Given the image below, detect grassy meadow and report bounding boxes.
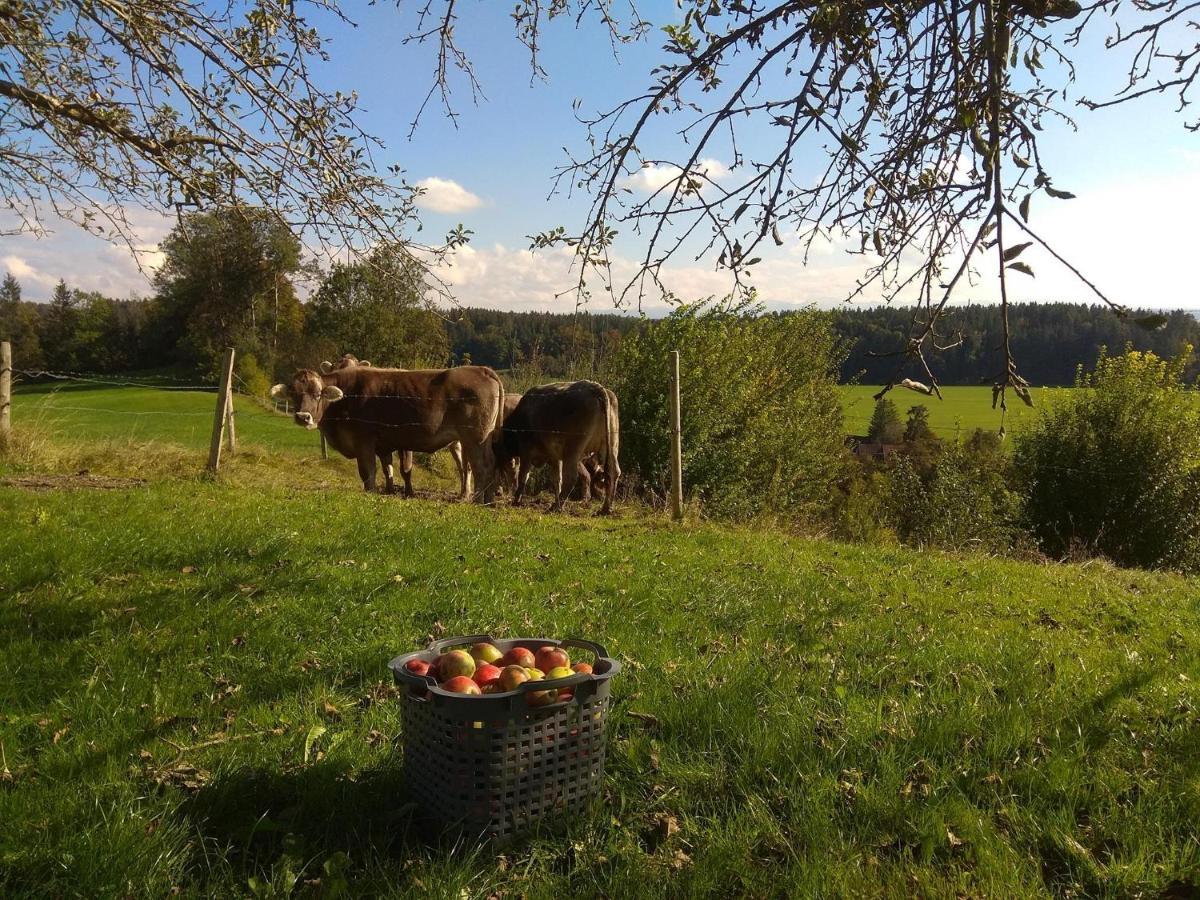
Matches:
[838,385,1050,437]
[2,378,1199,897]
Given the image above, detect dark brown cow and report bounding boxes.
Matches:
[316,354,469,499]
[494,380,620,513]
[271,365,505,502]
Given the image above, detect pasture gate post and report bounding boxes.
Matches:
[224,378,237,454]
[320,433,328,460]
[207,347,236,472]
[669,349,684,522]
[0,341,11,448]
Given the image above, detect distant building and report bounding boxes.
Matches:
[845,435,903,463]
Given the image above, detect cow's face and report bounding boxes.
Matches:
[270,370,344,429]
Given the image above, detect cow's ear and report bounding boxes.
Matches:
[319,360,333,373]
[321,385,344,402]
[269,384,288,399]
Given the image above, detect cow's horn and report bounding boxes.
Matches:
[320,360,333,373]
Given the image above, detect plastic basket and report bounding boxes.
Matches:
[388,634,621,842]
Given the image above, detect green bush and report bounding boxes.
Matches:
[236,353,271,399]
[883,442,1025,553]
[604,299,846,522]
[1014,347,1200,571]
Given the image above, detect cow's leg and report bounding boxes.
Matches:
[512,457,532,507]
[448,442,470,500]
[379,451,396,494]
[399,450,415,498]
[462,441,497,504]
[576,461,593,507]
[356,443,378,492]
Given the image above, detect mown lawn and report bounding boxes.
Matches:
[2,473,1199,897]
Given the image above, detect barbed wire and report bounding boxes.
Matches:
[14,369,220,391]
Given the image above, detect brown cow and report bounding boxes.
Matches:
[271,365,505,502]
[494,380,620,513]
[317,354,469,499]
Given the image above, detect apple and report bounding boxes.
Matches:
[481,683,501,694]
[535,645,570,672]
[572,661,594,675]
[557,689,575,701]
[526,686,554,707]
[471,642,503,665]
[427,658,441,682]
[545,666,574,681]
[473,663,502,688]
[500,646,535,668]
[404,658,431,678]
[526,667,545,680]
[439,649,476,680]
[498,665,531,692]
[440,675,481,695]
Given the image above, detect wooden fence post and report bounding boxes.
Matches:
[224,379,237,453]
[320,433,328,460]
[0,341,11,448]
[207,347,236,472]
[669,349,684,522]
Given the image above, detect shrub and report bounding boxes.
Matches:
[236,353,271,399]
[604,298,846,522]
[1014,347,1200,571]
[883,442,1024,553]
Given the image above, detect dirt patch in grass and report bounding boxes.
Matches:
[1,471,148,491]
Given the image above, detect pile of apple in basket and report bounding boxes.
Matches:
[401,640,594,704]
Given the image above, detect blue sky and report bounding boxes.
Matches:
[1,1,1196,312]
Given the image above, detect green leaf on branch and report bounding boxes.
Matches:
[1003,242,1032,261]
[1019,194,1032,222]
[1007,262,1035,277]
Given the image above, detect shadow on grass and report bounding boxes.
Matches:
[179,759,439,881]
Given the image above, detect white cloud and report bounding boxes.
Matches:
[413,177,484,214]
[623,158,730,194]
[1,255,58,291]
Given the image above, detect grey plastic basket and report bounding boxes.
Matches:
[388,634,621,842]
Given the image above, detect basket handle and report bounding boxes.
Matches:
[515,670,591,693]
[559,637,610,659]
[423,633,496,654]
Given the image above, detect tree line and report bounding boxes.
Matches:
[835,303,1200,386]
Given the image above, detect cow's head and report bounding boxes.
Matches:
[270,370,344,429]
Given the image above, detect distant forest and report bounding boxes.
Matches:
[833,303,1200,386]
[4,259,1197,388]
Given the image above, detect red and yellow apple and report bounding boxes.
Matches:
[500,646,535,668]
[440,675,482,695]
[438,649,476,680]
[498,665,531,692]
[473,663,502,689]
[404,658,431,677]
[535,645,570,672]
[545,666,574,681]
[470,642,503,665]
[572,661,593,675]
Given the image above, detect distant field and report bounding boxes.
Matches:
[11,381,1054,455]
[11,380,321,455]
[839,384,1054,436]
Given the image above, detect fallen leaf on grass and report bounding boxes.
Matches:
[365,730,386,748]
[181,566,196,574]
[947,827,964,849]
[627,711,660,730]
[52,726,70,745]
[322,701,341,720]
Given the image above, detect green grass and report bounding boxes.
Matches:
[839,385,1052,437]
[2,379,1199,896]
[11,381,321,455]
[2,473,1199,897]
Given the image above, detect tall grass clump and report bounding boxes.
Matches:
[605,298,845,521]
[1014,346,1200,571]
